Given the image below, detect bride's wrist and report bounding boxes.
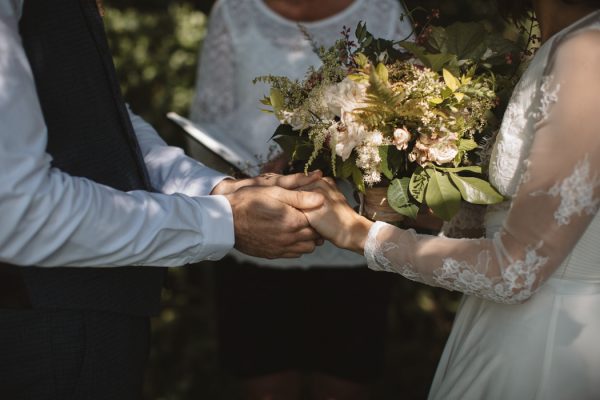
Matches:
[345,216,373,255]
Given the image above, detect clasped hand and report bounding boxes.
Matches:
[212,172,373,258]
[211,171,327,259]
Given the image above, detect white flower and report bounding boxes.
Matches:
[429,142,459,164]
[368,131,384,146]
[481,48,496,61]
[324,77,368,118]
[364,170,382,185]
[392,127,412,150]
[331,123,359,161]
[410,132,459,165]
[279,110,310,131]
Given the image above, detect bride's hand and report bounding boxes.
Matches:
[300,178,373,255]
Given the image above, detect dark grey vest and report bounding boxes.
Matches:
[13,0,165,316]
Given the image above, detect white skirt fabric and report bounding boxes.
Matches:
[428,278,600,399]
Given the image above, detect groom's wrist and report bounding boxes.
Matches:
[210,178,238,196]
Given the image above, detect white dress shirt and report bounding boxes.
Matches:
[0,1,235,267]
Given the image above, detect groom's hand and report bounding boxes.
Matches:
[211,171,323,195]
[225,186,324,259]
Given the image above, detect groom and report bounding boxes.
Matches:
[0,0,323,398]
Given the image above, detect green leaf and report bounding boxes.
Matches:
[424,54,458,72]
[409,166,429,203]
[378,146,393,180]
[356,21,367,41]
[292,143,314,161]
[388,178,419,220]
[443,22,488,61]
[458,138,478,152]
[340,157,355,179]
[269,88,284,113]
[443,68,460,91]
[270,124,296,140]
[454,92,465,102]
[352,167,366,193]
[449,174,504,205]
[425,169,461,221]
[354,53,369,68]
[273,135,298,155]
[435,165,482,174]
[375,63,389,84]
[427,26,448,53]
[397,41,456,72]
[259,96,272,106]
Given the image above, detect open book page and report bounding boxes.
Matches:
[167,112,260,176]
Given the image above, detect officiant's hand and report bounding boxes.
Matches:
[300,178,373,255]
[225,185,325,258]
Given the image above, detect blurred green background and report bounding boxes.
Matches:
[102,1,510,398]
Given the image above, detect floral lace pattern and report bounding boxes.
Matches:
[546,156,600,226]
[533,76,561,122]
[368,226,549,304]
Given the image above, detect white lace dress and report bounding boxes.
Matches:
[190,0,413,268]
[364,11,600,399]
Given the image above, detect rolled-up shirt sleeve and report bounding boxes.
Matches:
[0,13,234,268]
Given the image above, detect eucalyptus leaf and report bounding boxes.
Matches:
[425,169,461,221]
[449,174,504,205]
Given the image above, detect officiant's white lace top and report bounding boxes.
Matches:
[365,11,600,303]
[190,0,412,267]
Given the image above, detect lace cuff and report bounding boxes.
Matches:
[365,221,387,272]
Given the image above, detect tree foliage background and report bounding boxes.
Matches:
[103,1,514,398]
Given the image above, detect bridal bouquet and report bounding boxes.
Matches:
[256,15,525,221]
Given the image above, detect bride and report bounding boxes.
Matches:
[301,0,600,398]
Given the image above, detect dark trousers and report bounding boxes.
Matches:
[0,309,150,400]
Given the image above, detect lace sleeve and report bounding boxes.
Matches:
[365,30,600,304]
[440,203,486,239]
[189,2,235,124]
